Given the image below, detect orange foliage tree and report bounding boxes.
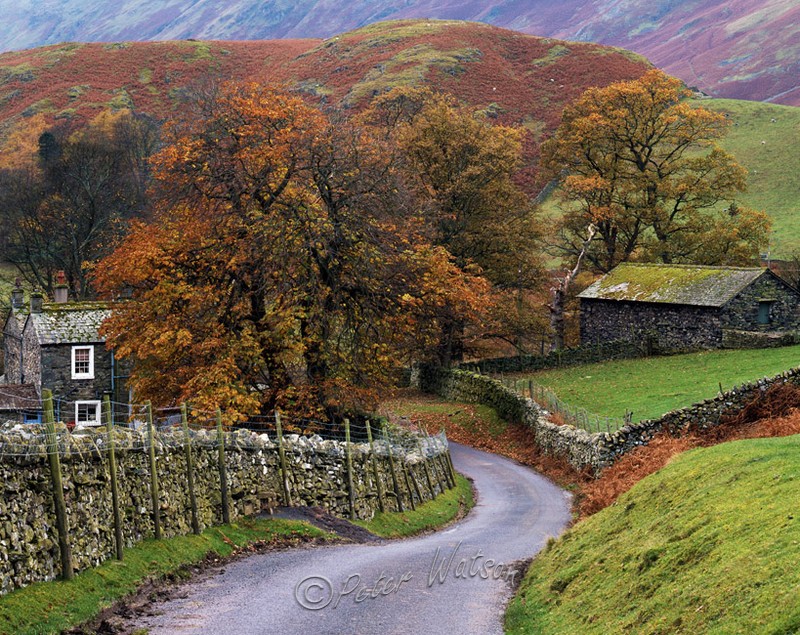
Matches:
[94,83,489,420]
[362,87,546,359]
[543,70,770,272]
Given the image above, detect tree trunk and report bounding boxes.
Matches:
[549,224,597,351]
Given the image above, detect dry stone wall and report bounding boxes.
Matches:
[416,364,800,476]
[0,426,451,594]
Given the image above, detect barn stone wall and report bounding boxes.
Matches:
[722,273,800,331]
[579,299,722,351]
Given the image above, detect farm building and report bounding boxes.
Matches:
[578,263,800,351]
[1,282,126,426]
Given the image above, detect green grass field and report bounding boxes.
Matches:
[521,345,800,422]
[705,98,800,257]
[505,434,800,634]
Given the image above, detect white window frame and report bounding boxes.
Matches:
[71,345,95,380]
[75,400,102,427]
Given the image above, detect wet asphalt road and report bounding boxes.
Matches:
[131,443,571,635]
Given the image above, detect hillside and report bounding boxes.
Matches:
[0,20,652,191]
[505,434,800,634]
[0,0,796,105]
[704,98,800,256]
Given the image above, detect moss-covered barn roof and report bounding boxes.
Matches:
[577,263,770,307]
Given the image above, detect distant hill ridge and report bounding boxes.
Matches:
[0,0,797,105]
[0,20,652,192]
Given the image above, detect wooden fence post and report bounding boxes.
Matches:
[417,436,436,499]
[43,389,73,580]
[344,419,356,520]
[103,395,123,560]
[145,401,161,540]
[428,433,449,493]
[181,403,200,535]
[445,445,458,486]
[439,427,457,488]
[275,411,292,506]
[382,422,405,512]
[401,461,417,511]
[405,459,423,508]
[216,408,230,525]
[365,421,385,513]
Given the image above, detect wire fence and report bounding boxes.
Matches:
[0,394,450,458]
[481,373,630,434]
[0,388,457,589]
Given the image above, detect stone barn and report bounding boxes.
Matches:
[578,263,800,351]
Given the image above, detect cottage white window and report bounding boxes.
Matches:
[75,400,101,426]
[71,345,94,379]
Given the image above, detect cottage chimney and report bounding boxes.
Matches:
[30,289,43,313]
[10,279,23,310]
[54,270,68,303]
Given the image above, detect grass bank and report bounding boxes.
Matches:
[0,518,329,635]
[354,472,474,538]
[521,344,800,422]
[505,434,800,634]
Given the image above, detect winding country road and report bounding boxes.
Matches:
[130,443,571,635]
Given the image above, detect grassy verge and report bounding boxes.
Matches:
[505,434,800,634]
[521,344,800,422]
[354,472,474,538]
[0,518,329,635]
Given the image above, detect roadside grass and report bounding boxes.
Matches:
[383,396,508,439]
[505,434,800,634]
[0,518,329,635]
[354,473,474,538]
[520,344,800,422]
[382,391,586,491]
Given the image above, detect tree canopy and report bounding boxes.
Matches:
[0,110,159,296]
[94,83,490,419]
[363,87,547,359]
[543,70,770,272]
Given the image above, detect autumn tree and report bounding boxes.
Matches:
[0,110,160,296]
[94,83,488,419]
[543,69,770,272]
[363,88,546,359]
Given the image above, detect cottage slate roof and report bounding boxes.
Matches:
[577,263,769,307]
[26,302,112,345]
[0,384,39,411]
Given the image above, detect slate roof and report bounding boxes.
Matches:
[577,263,769,308]
[26,302,112,345]
[0,384,40,411]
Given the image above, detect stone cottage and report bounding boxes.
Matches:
[578,263,800,351]
[1,283,121,426]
